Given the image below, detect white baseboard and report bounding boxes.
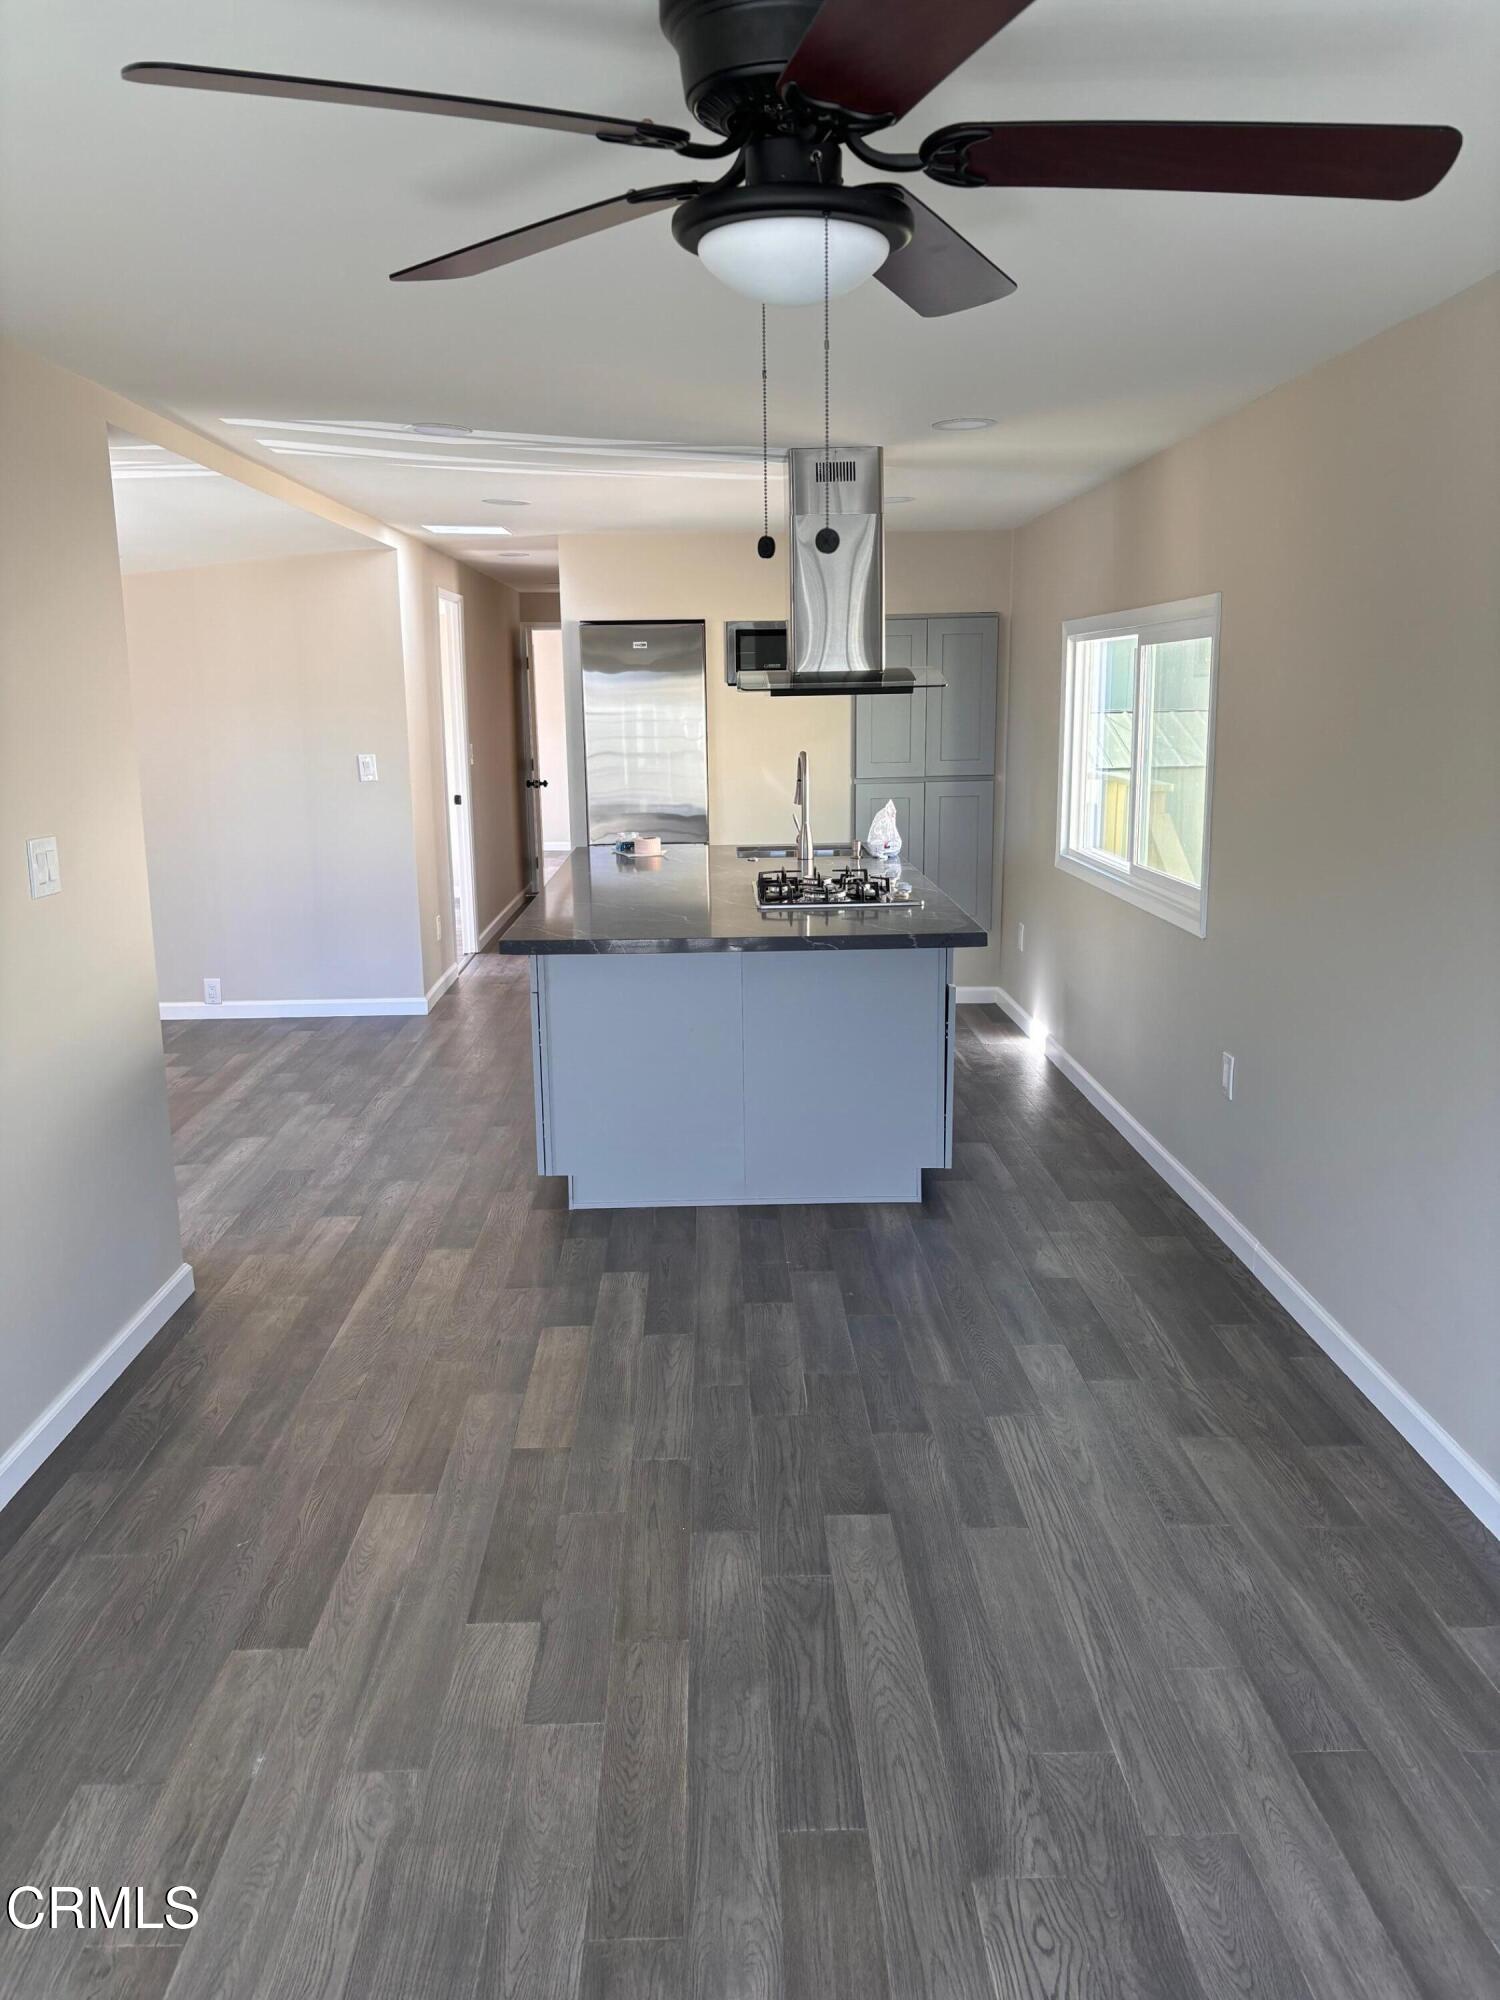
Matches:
[158,897,531,1025]
[477,889,528,951]
[425,960,464,1010]
[990,987,1500,1538]
[955,985,1003,1006]
[0,1261,195,1513]
[161,996,427,1020]
[991,984,1039,1038]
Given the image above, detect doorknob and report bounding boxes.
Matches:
[526,778,549,789]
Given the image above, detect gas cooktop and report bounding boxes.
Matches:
[755,866,922,912]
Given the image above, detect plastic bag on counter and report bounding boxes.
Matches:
[865,799,903,860]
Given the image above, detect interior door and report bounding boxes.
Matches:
[437,589,478,957]
[521,630,547,896]
[522,625,573,891]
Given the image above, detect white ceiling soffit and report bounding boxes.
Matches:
[6,1,1498,542]
[107,431,383,573]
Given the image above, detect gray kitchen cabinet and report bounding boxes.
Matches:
[852,612,1001,930]
[853,619,927,779]
[854,778,924,873]
[923,780,995,927]
[925,616,999,777]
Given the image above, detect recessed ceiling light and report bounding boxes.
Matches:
[930,416,996,431]
[422,524,513,536]
[482,498,530,506]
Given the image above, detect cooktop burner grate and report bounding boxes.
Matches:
[755,866,921,912]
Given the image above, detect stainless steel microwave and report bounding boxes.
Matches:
[724,619,788,686]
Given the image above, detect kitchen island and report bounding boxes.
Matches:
[496,844,985,1207]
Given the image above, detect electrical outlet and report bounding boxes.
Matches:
[1221,1051,1235,1101]
[434,913,443,943]
[356,752,379,783]
[1017,921,1025,952]
[203,977,222,1006]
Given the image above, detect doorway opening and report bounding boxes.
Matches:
[437,588,479,960]
[523,624,572,891]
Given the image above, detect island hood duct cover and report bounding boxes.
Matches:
[762,444,926,696]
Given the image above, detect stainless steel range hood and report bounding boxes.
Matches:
[738,444,934,696]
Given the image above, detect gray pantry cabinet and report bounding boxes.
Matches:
[853,615,1000,924]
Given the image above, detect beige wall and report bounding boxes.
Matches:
[124,551,425,1004]
[997,275,1500,1489]
[558,526,1011,824]
[0,340,186,1493]
[0,336,534,1496]
[13,355,521,1006]
[519,591,562,624]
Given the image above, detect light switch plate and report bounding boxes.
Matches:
[357,752,379,782]
[27,836,61,899]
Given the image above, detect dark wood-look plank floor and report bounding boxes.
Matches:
[1,972,1496,2000]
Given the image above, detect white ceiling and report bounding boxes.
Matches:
[108,432,381,572]
[5,0,1497,565]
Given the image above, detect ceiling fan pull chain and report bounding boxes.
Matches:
[757,305,775,558]
[816,212,840,555]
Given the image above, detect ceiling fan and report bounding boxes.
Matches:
[124,0,1463,317]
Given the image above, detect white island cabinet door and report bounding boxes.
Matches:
[535,953,746,1205]
[742,950,948,1203]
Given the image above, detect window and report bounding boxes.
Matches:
[1057,594,1219,935]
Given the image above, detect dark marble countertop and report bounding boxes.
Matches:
[495,845,987,955]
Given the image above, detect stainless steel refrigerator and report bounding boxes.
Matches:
[580,620,709,844]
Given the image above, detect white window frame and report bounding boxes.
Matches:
[1056,592,1220,937]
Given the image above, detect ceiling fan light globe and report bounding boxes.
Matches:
[696,215,889,306]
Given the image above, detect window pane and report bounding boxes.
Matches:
[1138,634,1212,885]
[1073,634,1135,862]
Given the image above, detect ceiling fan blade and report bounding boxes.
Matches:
[122,62,692,149]
[778,0,1036,123]
[878,193,1016,316]
[930,121,1463,200]
[390,185,701,282]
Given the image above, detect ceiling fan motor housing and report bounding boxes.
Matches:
[659,0,823,132]
[673,128,914,259]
